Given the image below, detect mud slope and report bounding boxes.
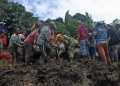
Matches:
[0,60,120,86]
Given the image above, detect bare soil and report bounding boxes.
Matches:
[0,60,120,86]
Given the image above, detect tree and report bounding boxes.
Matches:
[84,12,93,29]
[54,17,63,23]
[73,13,86,22]
[55,22,70,36]
[111,19,120,29]
[0,0,38,35]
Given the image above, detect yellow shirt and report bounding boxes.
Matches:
[55,34,62,44]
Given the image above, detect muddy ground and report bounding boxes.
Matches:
[0,60,120,86]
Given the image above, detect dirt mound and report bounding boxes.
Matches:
[0,60,120,86]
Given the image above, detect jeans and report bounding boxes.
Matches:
[109,44,119,61]
[89,47,96,59]
[80,40,89,57]
[13,48,21,62]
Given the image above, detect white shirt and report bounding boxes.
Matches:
[9,33,20,47]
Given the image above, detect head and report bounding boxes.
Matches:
[57,33,62,41]
[58,32,62,35]
[37,21,43,28]
[0,22,5,38]
[106,24,112,30]
[15,27,20,35]
[115,24,120,30]
[76,21,82,25]
[31,21,43,31]
[89,33,92,36]
[49,21,56,31]
[95,22,105,28]
[0,32,4,38]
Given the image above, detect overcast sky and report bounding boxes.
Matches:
[10,0,120,24]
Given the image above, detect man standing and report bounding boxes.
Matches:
[0,22,12,61]
[77,22,90,59]
[95,22,111,64]
[24,21,43,44]
[36,21,56,62]
[9,27,21,63]
[88,32,96,60]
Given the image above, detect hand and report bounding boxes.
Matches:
[52,45,58,48]
[108,37,111,43]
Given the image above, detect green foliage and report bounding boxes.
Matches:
[73,12,93,29]
[64,10,77,37]
[0,0,38,34]
[0,1,94,37]
[65,10,70,30]
[55,22,70,36]
[3,0,119,38]
[54,17,63,23]
[64,11,94,37]
[73,13,86,22]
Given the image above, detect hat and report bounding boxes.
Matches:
[0,22,6,25]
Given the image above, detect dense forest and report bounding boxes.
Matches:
[0,0,120,37]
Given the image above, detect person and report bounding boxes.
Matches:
[24,22,43,44]
[94,22,111,64]
[2,33,7,50]
[55,32,62,44]
[19,30,25,43]
[77,22,90,59]
[107,24,119,62]
[8,27,22,63]
[36,21,56,62]
[0,22,12,60]
[17,30,25,60]
[24,22,43,64]
[88,32,96,60]
[115,24,120,41]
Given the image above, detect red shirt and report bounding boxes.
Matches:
[77,25,89,40]
[24,31,39,44]
[2,35,7,45]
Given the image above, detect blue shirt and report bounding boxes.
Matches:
[95,26,108,44]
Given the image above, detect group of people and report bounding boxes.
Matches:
[0,21,120,65]
[77,21,120,64]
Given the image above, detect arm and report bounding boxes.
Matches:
[108,37,111,43]
[76,28,81,42]
[11,36,22,47]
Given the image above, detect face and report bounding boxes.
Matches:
[15,29,20,35]
[0,33,4,38]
